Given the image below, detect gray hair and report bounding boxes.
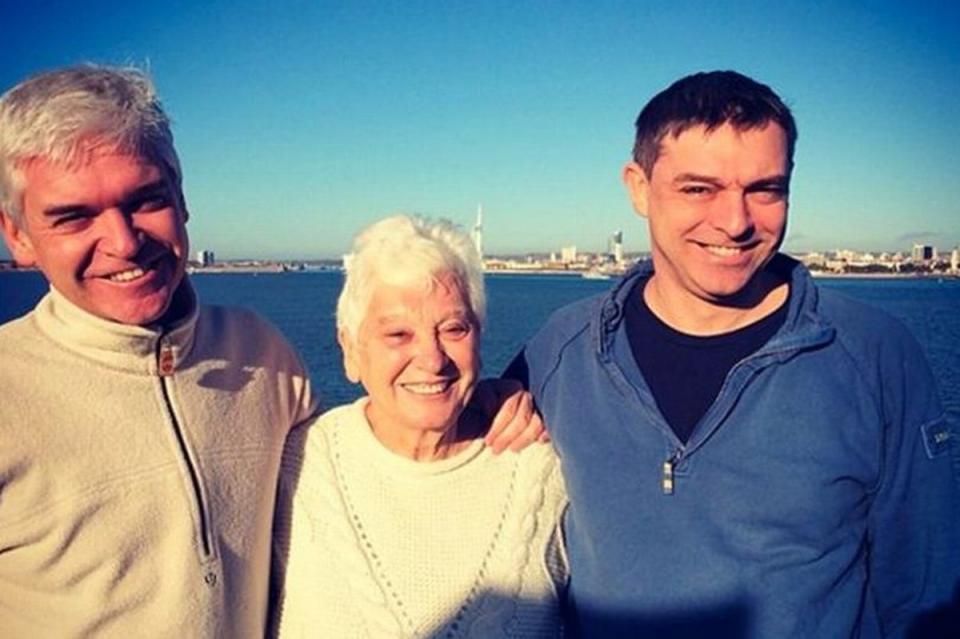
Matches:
[336,215,486,340]
[0,64,183,224]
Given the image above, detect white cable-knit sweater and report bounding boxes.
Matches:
[273,398,568,638]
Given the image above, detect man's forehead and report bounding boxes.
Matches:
[654,122,789,173]
[21,148,165,189]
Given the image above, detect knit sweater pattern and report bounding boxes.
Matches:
[0,286,316,637]
[273,398,567,638]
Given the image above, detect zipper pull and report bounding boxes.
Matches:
[662,451,680,495]
[158,343,176,377]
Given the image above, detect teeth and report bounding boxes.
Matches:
[403,382,450,395]
[704,245,743,257]
[108,267,146,282]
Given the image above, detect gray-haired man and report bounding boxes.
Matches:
[0,65,317,636]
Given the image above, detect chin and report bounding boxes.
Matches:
[102,296,174,325]
[697,268,764,299]
[419,414,460,432]
[410,409,462,433]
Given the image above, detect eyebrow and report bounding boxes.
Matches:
[671,173,789,189]
[373,309,472,324]
[42,179,170,218]
[671,173,725,187]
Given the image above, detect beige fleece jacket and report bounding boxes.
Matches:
[0,284,316,638]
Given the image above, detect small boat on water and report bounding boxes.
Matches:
[582,270,611,280]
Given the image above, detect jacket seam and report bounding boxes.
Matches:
[828,324,891,497]
[535,321,592,401]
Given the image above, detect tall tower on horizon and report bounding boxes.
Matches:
[610,230,624,265]
[473,204,484,260]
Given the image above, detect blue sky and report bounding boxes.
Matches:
[2,1,958,259]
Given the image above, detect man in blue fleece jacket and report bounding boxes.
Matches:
[510,70,959,637]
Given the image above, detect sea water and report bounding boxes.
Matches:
[2,270,958,412]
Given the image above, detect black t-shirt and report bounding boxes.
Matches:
[624,278,789,444]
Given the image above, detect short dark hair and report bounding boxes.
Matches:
[632,70,797,176]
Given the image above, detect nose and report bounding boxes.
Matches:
[415,333,449,373]
[97,209,142,258]
[711,191,754,240]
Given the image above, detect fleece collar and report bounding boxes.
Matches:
[32,280,199,375]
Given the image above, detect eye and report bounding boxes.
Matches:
[127,193,173,214]
[50,210,94,230]
[679,184,715,197]
[440,322,471,339]
[746,185,788,205]
[382,329,411,345]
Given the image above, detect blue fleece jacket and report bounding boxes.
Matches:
[518,256,959,638]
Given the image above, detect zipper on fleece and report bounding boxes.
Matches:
[662,449,682,495]
[157,340,213,557]
[657,342,810,496]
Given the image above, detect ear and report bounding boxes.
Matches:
[337,328,362,384]
[0,211,38,267]
[622,161,651,220]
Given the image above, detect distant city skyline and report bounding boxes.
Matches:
[2,1,958,261]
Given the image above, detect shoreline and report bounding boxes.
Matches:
[2,267,957,280]
[808,271,959,279]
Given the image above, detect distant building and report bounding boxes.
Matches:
[800,252,826,268]
[912,244,935,262]
[835,249,858,262]
[951,247,959,274]
[197,249,215,267]
[560,245,578,264]
[609,230,624,265]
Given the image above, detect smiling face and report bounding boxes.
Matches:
[0,148,189,326]
[339,273,481,443]
[624,122,790,312]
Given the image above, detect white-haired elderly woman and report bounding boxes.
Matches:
[272,215,567,637]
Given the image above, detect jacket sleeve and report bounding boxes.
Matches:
[866,329,960,637]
